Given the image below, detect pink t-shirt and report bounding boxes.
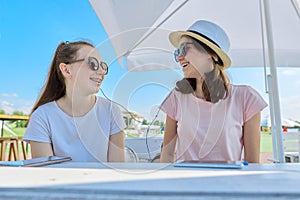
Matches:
[161,84,268,161]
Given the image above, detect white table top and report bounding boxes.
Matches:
[1,162,300,199]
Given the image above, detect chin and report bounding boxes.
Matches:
[94,87,100,93]
[184,74,196,78]
[88,86,100,94]
[184,72,203,79]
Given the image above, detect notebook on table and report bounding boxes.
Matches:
[173,160,248,169]
[0,156,72,167]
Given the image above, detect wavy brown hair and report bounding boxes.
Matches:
[30,41,94,115]
[175,36,230,103]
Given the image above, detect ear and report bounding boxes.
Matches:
[209,54,219,63]
[59,63,72,79]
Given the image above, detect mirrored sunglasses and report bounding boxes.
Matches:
[174,42,194,62]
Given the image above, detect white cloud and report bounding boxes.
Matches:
[1,100,13,106]
[1,100,14,114]
[1,93,18,98]
[282,70,298,76]
[280,95,300,121]
[0,98,33,115]
[18,105,32,114]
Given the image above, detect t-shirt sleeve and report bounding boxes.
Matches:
[110,104,126,135]
[160,90,178,121]
[243,86,268,122]
[23,108,51,143]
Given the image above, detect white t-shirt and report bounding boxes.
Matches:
[161,84,268,161]
[24,96,126,162]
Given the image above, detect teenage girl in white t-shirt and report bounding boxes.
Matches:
[24,41,125,162]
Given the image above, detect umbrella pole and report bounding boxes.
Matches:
[262,0,285,163]
[267,75,278,162]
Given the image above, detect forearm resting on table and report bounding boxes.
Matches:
[108,131,125,162]
[243,112,261,163]
[160,116,178,163]
[160,146,175,163]
[29,141,54,158]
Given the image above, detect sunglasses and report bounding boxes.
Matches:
[174,42,194,62]
[66,56,108,75]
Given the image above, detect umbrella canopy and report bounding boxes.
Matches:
[261,117,300,128]
[89,0,300,163]
[89,0,300,71]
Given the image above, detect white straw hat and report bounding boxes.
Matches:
[169,20,231,69]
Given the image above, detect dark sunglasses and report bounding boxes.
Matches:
[66,56,108,75]
[174,42,194,62]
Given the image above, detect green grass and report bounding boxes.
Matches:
[2,128,274,153]
[126,133,139,138]
[2,127,26,137]
[260,133,273,152]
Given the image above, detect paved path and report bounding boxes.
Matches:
[260,152,274,163]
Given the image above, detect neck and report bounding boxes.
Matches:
[194,77,205,99]
[57,93,96,117]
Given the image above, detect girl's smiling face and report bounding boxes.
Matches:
[177,37,214,79]
[70,45,105,95]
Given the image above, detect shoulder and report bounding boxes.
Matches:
[163,89,178,104]
[168,88,190,99]
[229,84,260,97]
[95,96,111,106]
[230,84,253,92]
[29,101,58,126]
[229,84,267,106]
[31,101,56,117]
[164,88,196,105]
[95,96,122,113]
[161,88,191,110]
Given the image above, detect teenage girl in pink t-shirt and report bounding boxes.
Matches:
[160,20,267,163]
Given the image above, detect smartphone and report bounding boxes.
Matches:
[0,156,72,167]
[173,160,247,169]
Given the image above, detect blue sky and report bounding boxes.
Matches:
[1,0,300,122]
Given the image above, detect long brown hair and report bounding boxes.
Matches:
[30,41,94,115]
[175,36,230,103]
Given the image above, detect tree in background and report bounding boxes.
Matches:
[13,111,26,116]
[12,110,28,128]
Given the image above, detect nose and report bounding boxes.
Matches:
[177,55,185,62]
[98,73,105,80]
[175,54,184,62]
[178,54,184,59]
[95,69,105,76]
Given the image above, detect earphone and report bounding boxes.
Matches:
[100,88,172,161]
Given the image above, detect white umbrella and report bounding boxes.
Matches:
[89,0,300,162]
[90,0,300,70]
[262,117,300,128]
[281,118,300,128]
